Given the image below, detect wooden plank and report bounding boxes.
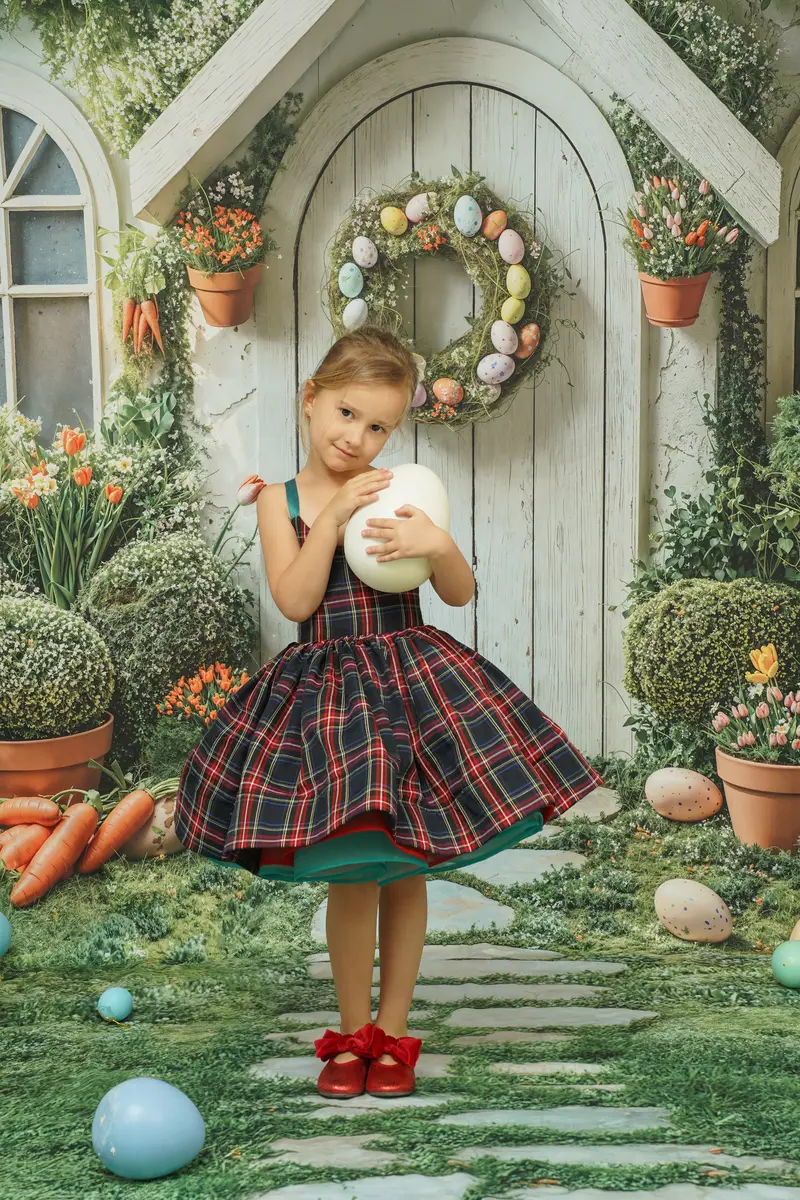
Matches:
[766,113,800,431]
[3,195,86,210]
[536,0,780,247]
[532,112,604,753]
[471,87,536,698]
[130,0,367,224]
[412,84,475,648]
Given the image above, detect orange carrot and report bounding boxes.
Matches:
[131,302,142,354]
[0,797,60,827]
[78,789,154,873]
[121,297,136,345]
[140,299,164,355]
[0,830,13,849]
[137,308,150,355]
[0,824,52,871]
[10,803,98,907]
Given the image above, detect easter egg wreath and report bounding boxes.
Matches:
[327,170,564,428]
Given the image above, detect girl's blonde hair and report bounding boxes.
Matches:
[297,326,418,451]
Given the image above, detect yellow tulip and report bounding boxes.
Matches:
[745,643,779,685]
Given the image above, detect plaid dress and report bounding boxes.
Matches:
[174,478,604,883]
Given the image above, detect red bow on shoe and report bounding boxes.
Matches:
[313,1022,376,1061]
[381,1033,422,1067]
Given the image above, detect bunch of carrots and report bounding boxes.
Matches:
[122,294,165,357]
[0,775,178,908]
[98,224,167,360]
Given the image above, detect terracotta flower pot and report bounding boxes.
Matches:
[186,263,262,327]
[638,271,711,328]
[715,746,800,853]
[0,714,114,802]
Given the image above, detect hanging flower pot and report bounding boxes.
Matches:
[186,264,262,328]
[638,271,711,328]
[0,714,114,802]
[715,747,800,853]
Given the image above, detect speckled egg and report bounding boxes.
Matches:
[481,382,502,401]
[411,382,428,408]
[454,195,483,237]
[654,878,732,943]
[380,206,409,236]
[338,262,364,298]
[791,918,800,941]
[482,210,507,240]
[506,264,532,300]
[490,320,519,355]
[501,296,525,324]
[498,228,525,265]
[342,297,368,330]
[405,192,431,224]
[432,378,464,406]
[352,236,378,268]
[477,354,516,385]
[645,767,723,823]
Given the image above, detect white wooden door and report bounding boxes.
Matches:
[259,39,644,756]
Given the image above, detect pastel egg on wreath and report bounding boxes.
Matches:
[482,209,508,240]
[352,236,378,268]
[453,194,483,237]
[498,228,525,265]
[411,352,427,385]
[645,767,723,823]
[432,378,464,406]
[490,320,519,356]
[342,298,369,331]
[506,263,532,300]
[380,206,409,236]
[411,382,428,409]
[477,353,516,385]
[482,382,502,402]
[501,296,526,324]
[405,192,431,224]
[338,262,364,298]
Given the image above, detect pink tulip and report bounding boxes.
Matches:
[793,702,800,715]
[660,176,668,187]
[236,473,266,506]
[662,205,670,220]
[643,181,651,195]
[717,226,728,239]
[756,702,770,719]
[726,228,739,244]
[642,226,653,240]
[784,692,795,707]
[769,687,783,703]
[777,731,788,746]
[747,732,756,745]
[671,186,680,200]
[715,712,730,728]
[635,191,644,203]
[730,705,740,719]
[679,194,687,210]
[673,211,682,226]
[792,738,800,751]
[639,204,647,219]
[738,734,747,747]
[737,704,749,718]
[769,733,778,748]
[699,179,710,195]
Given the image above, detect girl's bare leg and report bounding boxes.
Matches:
[375,873,427,1064]
[326,880,380,1062]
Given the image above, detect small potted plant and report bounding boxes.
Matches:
[711,643,800,852]
[176,180,267,327]
[622,176,739,328]
[0,597,114,798]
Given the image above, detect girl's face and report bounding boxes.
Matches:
[304,380,408,474]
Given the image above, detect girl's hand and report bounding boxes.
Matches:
[320,468,393,529]
[362,505,448,562]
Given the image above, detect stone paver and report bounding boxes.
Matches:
[497,1189,800,1200]
[309,958,625,982]
[251,1172,478,1199]
[445,1006,657,1029]
[453,1143,795,1172]
[275,1010,429,1025]
[452,1031,570,1047]
[306,943,560,964]
[302,1093,463,1119]
[252,1053,453,1081]
[490,1061,608,1076]
[559,786,621,823]
[393,983,605,1003]
[461,849,587,885]
[265,1134,398,1169]
[264,1027,429,1046]
[311,881,513,942]
[439,1104,670,1132]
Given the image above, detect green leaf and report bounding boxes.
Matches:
[450,165,463,179]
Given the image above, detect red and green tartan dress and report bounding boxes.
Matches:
[174,478,604,884]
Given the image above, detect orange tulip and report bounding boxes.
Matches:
[236,473,266,507]
[73,466,93,486]
[59,427,86,456]
[105,484,123,504]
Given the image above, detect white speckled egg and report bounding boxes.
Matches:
[338,262,364,298]
[506,264,532,299]
[477,354,516,385]
[791,918,800,941]
[498,228,525,264]
[654,878,732,943]
[454,195,483,237]
[645,767,723,823]
[380,206,409,236]
[405,193,431,224]
[342,297,368,330]
[490,320,519,355]
[501,296,525,324]
[352,236,378,268]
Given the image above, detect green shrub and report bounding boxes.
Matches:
[0,597,113,740]
[770,392,800,485]
[623,577,800,724]
[78,532,255,760]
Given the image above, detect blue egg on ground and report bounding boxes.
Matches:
[0,913,10,958]
[98,986,134,1022]
[771,941,800,988]
[92,1077,206,1180]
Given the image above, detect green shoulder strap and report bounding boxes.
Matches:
[284,478,300,520]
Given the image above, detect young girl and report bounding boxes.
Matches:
[174,326,603,1101]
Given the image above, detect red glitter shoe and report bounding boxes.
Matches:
[313,1023,376,1098]
[365,1029,422,1097]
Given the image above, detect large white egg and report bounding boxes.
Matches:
[344,463,450,594]
[453,195,483,237]
[342,298,368,330]
[645,767,723,822]
[498,228,525,264]
[352,236,378,268]
[490,320,519,355]
[405,193,431,224]
[654,878,732,943]
[477,353,516,384]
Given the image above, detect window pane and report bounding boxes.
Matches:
[795,299,800,395]
[1,109,36,175]
[14,298,92,442]
[16,133,80,196]
[9,211,87,286]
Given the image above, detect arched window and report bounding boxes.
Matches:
[767,112,800,431]
[0,66,119,441]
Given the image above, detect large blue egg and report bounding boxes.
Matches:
[98,986,134,1022]
[771,941,800,989]
[453,194,483,237]
[92,1077,206,1180]
[0,913,10,958]
[338,262,364,298]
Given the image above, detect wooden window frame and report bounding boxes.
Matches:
[766,111,800,432]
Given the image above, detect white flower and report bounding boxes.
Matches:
[116,457,134,473]
[45,462,60,476]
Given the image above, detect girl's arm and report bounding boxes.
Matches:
[429,532,475,608]
[256,484,338,623]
